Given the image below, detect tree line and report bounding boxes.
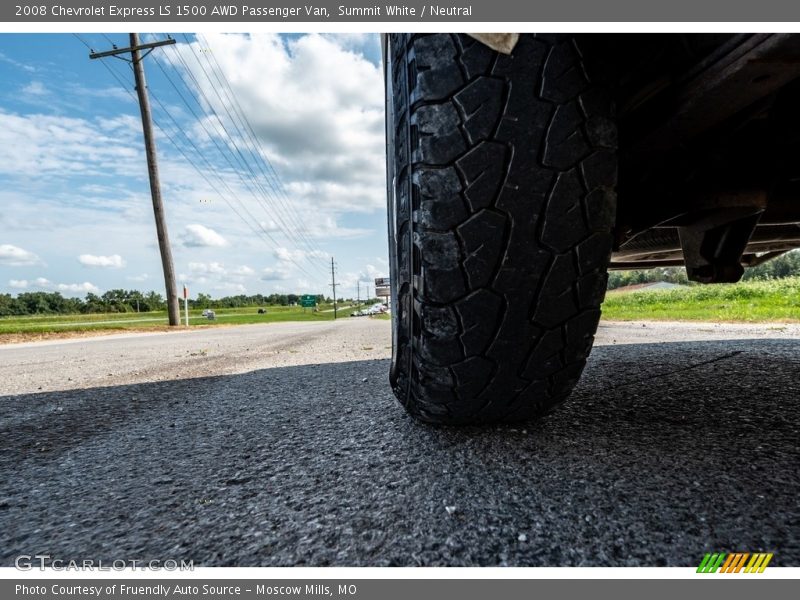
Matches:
[0,289,333,317]
[8,250,794,315]
[607,250,800,290]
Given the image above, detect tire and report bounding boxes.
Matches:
[385,33,618,425]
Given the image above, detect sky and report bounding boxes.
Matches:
[0,33,388,300]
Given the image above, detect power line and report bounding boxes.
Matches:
[152,52,305,259]
[75,34,324,287]
[194,33,327,258]
[164,35,328,273]
[181,33,318,251]
[146,58,324,281]
[144,89,324,284]
[103,41,324,284]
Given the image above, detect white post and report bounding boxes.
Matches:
[183,285,189,326]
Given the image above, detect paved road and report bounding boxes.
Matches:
[1,320,798,566]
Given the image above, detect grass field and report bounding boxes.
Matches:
[3,277,798,340]
[602,277,800,322]
[0,303,363,337]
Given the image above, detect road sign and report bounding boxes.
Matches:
[374,277,390,287]
[375,286,390,298]
[300,294,316,308]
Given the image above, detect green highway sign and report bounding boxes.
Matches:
[300,294,317,307]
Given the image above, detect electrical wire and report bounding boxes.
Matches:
[165,35,328,271]
[74,34,325,286]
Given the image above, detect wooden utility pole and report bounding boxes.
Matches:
[330,257,338,320]
[90,34,180,326]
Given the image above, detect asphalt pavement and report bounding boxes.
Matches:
[1,320,798,566]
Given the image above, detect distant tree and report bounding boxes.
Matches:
[101,289,132,312]
[194,293,212,309]
[743,250,800,280]
[144,291,165,312]
[607,267,688,290]
[607,250,800,290]
[82,293,105,313]
[15,292,56,314]
[0,293,13,317]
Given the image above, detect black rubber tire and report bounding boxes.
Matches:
[385,33,617,424]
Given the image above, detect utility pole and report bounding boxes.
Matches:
[356,280,360,306]
[90,34,180,326]
[330,257,338,320]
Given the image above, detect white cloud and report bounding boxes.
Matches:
[179,273,208,285]
[22,81,47,96]
[188,261,227,275]
[335,262,390,294]
[78,253,126,268]
[0,244,43,266]
[182,262,255,289]
[182,224,228,248]
[214,282,247,294]
[356,263,387,284]
[0,51,36,73]
[9,279,28,289]
[231,265,255,276]
[261,266,290,281]
[168,33,385,226]
[0,110,143,179]
[258,220,281,232]
[274,247,328,263]
[322,33,376,51]
[68,83,135,103]
[26,277,100,296]
[57,282,100,294]
[127,273,149,282]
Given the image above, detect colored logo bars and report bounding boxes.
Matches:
[697,553,774,573]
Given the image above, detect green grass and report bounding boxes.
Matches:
[602,277,800,322]
[5,276,797,336]
[0,303,358,336]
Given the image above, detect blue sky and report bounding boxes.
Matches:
[0,33,388,300]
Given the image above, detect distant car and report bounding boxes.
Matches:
[201,309,211,316]
[258,308,267,314]
[205,310,216,320]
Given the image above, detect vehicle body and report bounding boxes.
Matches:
[351,304,389,317]
[383,33,800,424]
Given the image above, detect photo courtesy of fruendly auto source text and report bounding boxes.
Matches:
[0,0,798,598]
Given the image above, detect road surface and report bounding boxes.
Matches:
[1,319,798,566]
